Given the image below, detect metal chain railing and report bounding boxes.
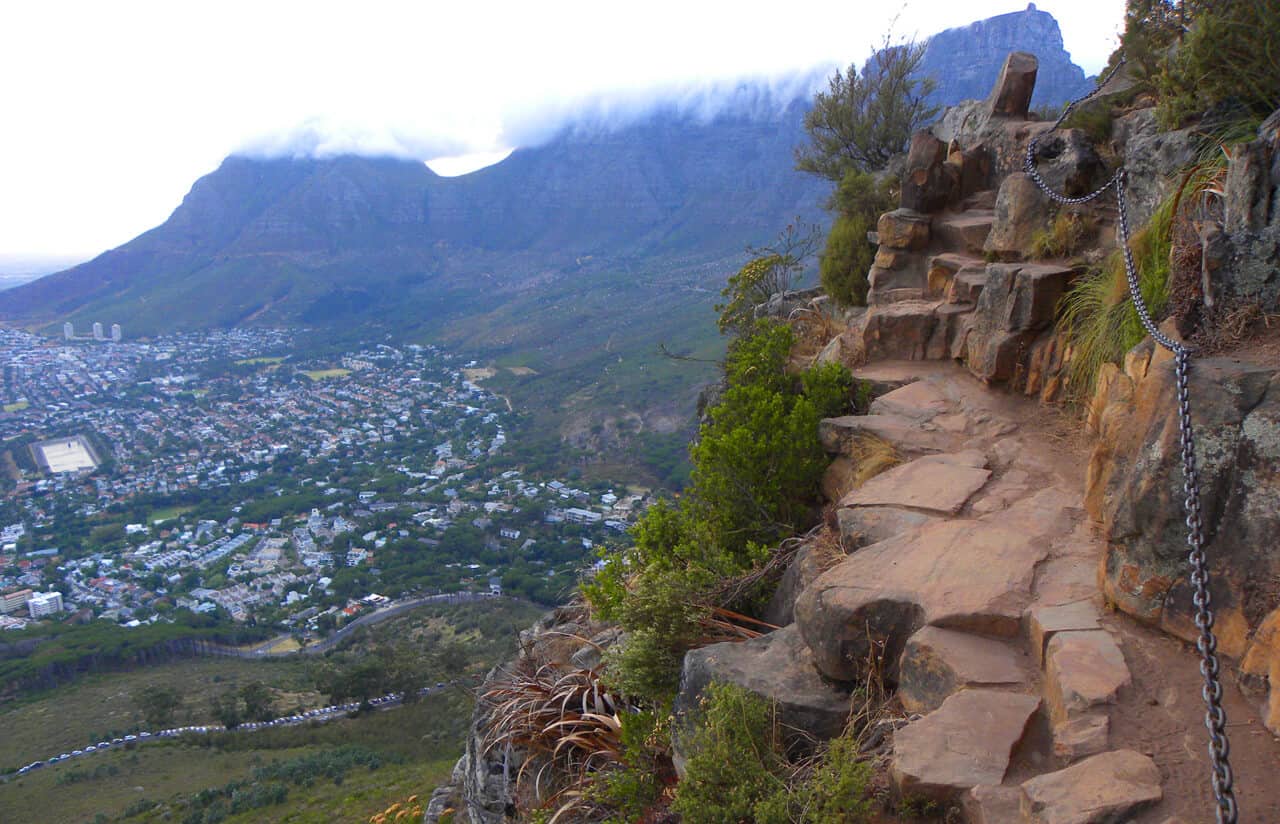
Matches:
[1024,57,1238,824]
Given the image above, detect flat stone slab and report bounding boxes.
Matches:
[819,414,950,455]
[840,451,991,515]
[836,505,940,551]
[891,689,1040,802]
[898,626,1029,713]
[1026,600,1102,666]
[869,380,952,421]
[1020,749,1162,824]
[796,518,1051,681]
[1044,630,1131,727]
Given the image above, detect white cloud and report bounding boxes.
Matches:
[0,0,1122,258]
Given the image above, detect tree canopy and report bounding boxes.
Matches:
[795,40,938,182]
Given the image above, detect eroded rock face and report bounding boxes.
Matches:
[966,261,1074,383]
[1090,348,1280,731]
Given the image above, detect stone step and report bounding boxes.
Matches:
[837,505,940,551]
[795,517,1051,682]
[949,267,990,304]
[963,189,998,211]
[848,362,923,399]
[1043,629,1131,760]
[838,450,991,516]
[890,689,1040,803]
[818,413,951,456]
[927,252,986,299]
[897,625,1031,714]
[861,301,942,361]
[1019,750,1162,823]
[867,379,952,421]
[933,210,995,255]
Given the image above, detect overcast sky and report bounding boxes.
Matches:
[0,0,1123,261]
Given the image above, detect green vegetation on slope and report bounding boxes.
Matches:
[585,322,852,699]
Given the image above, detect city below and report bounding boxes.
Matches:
[0,326,647,638]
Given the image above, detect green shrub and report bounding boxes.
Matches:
[671,682,873,824]
[820,171,896,308]
[1155,0,1280,129]
[585,322,851,699]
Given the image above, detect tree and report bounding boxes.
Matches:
[240,681,274,722]
[796,39,938,182]
[715,222,820,336]
[134,685,182,728]
[212,691,242,729]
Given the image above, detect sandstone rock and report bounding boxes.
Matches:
[897,625,1028,713]
[984,173,1051,260]
[813,329,864,372]
[837,505,940,551]
[873,247,922,271]
[868,260,928,300]
[1092,357,1279,659]
[868,379,951,421]
[675,626,851,762]
[964,785,1024,824]
[901,130,958,213]
[819,413,950,456]
[926,253,984,298]
[849,362,922,399]
[1026,600,1102,666]
[796,518,1050,681]
[820,454,858,502]
[840,451,991,515]
[933,211,996,255]
[1116,108,1199,229]
[1019,750,1162,824]
[891,689,1040,802]
[1043,630,1130,726]
[966,262,1074,383]
[877,208,931,250]
[928,303,977,360]
[949,267,989,304]
[988,51,1038,118]
[1241,606,1280,734]
[1052,712,1110,762]
[861,301,940,361]
[1031,128,1103,197]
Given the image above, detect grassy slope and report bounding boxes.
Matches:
[0,600,547,823]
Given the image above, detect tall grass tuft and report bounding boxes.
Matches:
[1060,198,1174,402]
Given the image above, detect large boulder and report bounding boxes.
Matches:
[672,625,852,774]
[795,518,1050,682]
[966,261,1074,383]
[987,51,1038,118]
[901,130,958,213]
[984,173,1052,259]
[877,208,931,250]
[1030,128,1103,198]
[1115,108,1199,230]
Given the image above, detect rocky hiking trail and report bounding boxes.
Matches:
[685,360,1280,822]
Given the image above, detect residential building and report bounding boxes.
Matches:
[27,591,63,618]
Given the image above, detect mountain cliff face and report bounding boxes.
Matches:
[1,7,1092,340]
[920,3,1091,109]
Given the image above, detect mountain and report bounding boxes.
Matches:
[920,3,1092,109]
[0,8,1093,480]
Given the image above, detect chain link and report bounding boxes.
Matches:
[1022,57,1238,823]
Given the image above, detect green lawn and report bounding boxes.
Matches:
[2,401,29,413]
[234,356,287,366]
[149,504,195,524]
[302,368,351,381]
